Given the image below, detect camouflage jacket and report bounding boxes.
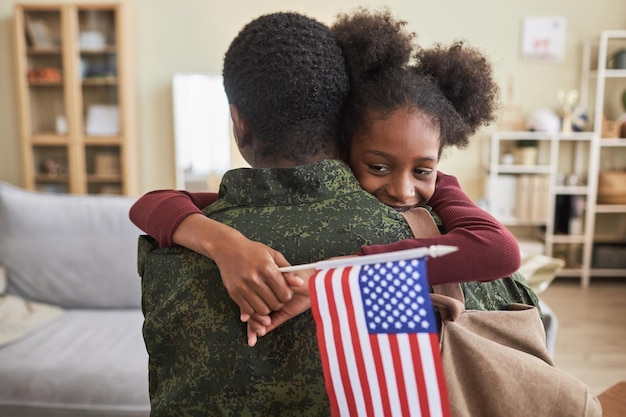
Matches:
[140,160,413,417]
[139,159,539,417]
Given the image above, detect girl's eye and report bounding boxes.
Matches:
[414,168,434,176]
[368,164,390,173]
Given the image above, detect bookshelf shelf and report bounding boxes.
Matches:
[595,204,626,213]
[600,139,626,147]
[589,268,626,277]
[552,234,587,244]
[496,165,552,174]
[554,186,590,195]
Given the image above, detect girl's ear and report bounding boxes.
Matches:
[230,104,253,149]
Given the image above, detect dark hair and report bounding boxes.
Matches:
[332,8,500,157]
[223,12,350,163]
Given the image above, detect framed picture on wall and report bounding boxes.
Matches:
[521,17,566,62]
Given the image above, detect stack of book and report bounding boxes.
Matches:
[487,175,550,224]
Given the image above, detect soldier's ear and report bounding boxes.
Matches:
[230,104,253,149]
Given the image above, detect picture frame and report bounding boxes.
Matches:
[521,17,566,62]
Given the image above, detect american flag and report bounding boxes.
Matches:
[309,256,450,417]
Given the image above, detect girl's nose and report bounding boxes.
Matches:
[388,175,417,204]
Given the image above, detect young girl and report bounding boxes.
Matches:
[130,9,528,329]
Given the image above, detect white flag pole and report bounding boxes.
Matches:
[278,245,458,273]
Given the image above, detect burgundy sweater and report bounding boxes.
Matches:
[129,171,520,285]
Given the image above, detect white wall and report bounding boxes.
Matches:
[1,0,625,199]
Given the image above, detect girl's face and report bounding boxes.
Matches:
[348,108,439,211]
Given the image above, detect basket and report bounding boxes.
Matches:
[601,117,620,138]
[597,170,626,204]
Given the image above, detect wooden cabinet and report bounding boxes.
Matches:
[14,3,138,196]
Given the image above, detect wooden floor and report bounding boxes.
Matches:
[540,278,626,396]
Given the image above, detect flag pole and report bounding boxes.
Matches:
[278,245,458,273]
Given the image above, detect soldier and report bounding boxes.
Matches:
[140,12,416,416]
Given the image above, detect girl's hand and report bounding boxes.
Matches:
[174,213,303,318]
[214,235,303,319]
[245,268,316,347]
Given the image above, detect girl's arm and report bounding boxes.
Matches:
[129,190,299,319]
[129,190,216,247]
[358,171,521,284]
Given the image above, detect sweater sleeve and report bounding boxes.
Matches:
[358,171,521,284]
[129,190,218,247]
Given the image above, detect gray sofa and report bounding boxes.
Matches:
[0,182,149,417]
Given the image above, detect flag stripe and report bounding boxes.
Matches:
[329,268,361,416]
[348,270,385,416]
[310,269,343,416]
[388,334,411,416]
[420,333,444,417]
[369,334,393,416]
[399,334,422,416]
[408,333,430,416]
[339,267,374,417]
[432,333,451,416]
[375,335,403,416]
[419,333,450,416]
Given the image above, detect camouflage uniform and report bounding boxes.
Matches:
[427,210,540,313]
[139,159,539,417]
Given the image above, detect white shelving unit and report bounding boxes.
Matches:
[487,131,595,285]
[582,30,626,285]
[487,30,626,288]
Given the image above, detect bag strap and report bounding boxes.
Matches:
[399,208,465,304]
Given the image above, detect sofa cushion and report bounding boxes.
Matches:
[0,309,150,417]
[0,183,142,308]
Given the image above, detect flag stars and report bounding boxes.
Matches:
[359,258,435,334]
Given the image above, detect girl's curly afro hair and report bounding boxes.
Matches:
[332,8,500,156]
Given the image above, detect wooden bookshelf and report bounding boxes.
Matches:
[14,3,138,196]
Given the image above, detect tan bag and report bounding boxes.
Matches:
[431,291,601,417]
[401,208,602,417]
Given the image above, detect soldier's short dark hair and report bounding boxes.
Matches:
[223,12,350,163]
